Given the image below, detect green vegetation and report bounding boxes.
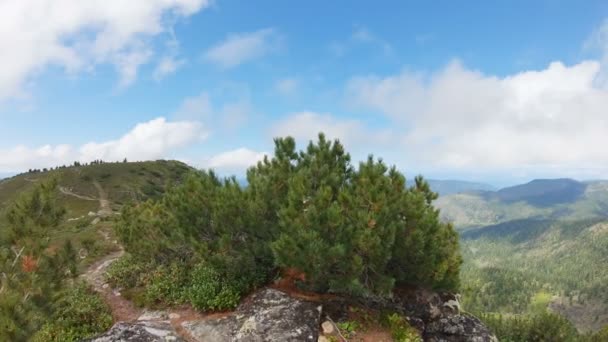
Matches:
[460,218,608,338]
[112,134,462,311]
[461,219,608,329]
[0,180,111,341]
[31,283,113,342]
[0,161,190,340]
[0,160,192,213]
[331,307,421,342]
[384,313,423,342]
[480,311,579,342]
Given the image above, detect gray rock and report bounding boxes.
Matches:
[184,288,321,342]
[83,321,183,342]
[322,287,495,342]
[138,310,169,321]
[424,313,498,342]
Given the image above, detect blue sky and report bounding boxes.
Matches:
[1,1,608,186]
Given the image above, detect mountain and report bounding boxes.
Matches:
[0,160,192,214]
[490,178,587,206]
[460,218,608,333]
[437,178,608,333]
[0,160,193,259]
[425,179,496,196]
[435,178,608,229]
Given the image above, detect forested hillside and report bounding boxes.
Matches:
[444,179,608,338]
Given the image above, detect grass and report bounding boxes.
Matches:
[0,160,193,270]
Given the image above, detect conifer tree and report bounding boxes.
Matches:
[0,179,72,341]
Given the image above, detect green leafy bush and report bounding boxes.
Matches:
[383,313,423,342]
[106,254,150,289]
[188,263,243,311]
[142,262,190,306]
[31,283,112,342]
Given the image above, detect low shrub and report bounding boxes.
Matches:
[142,262,190,307]
[105,254,150,289]
[31,283,112,342]
[383,313,422,342]
[188,263,244,311]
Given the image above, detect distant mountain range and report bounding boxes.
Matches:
[435,178,608,230]
[416,179,496,196]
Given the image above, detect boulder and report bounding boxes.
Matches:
[184,288,322,342]
[84,321,183,342]
[424,313,498,342]
[322,287,496,342]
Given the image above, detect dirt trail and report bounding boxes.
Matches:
[59,186,98,201]
[80,181,206,340]
[93,181,113,217]
[81,249,143,322]
[80,181,141,321]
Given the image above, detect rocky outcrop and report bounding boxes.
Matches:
[324,287,496,342]
[84,321,184,342]
[424,313,497,342]
[88,286,495,342]
[184,288,322,342]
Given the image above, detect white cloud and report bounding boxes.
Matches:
[153,56,186,81]
[80,117,207,161]
[346,60,608,176]
[0,0,210,101]
[270,111,393,148]
[206,148,267,170]
[203,28,281,69]
[275,78,299,96]
[0,145,74,172]
[172,91,251,130]
[0,118,206,172]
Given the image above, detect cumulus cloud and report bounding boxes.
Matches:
[203,28,281,69]
[346,60,608,176]
[205,148,267,170]
[80,117,207,161]
[270,111,393,148]
[0,0,210,101]
[0,118,206,172]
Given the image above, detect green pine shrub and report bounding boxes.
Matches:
[112,133,462,309]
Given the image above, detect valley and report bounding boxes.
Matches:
[436,179,608,334]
